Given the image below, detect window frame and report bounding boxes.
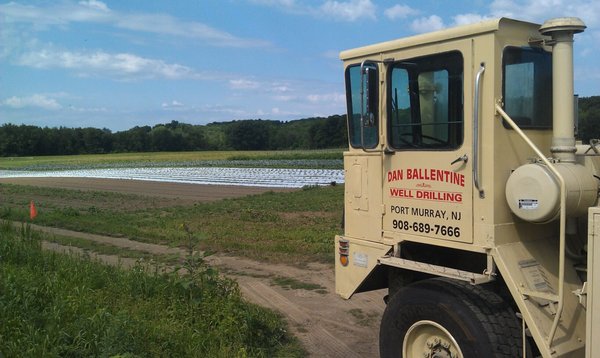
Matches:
[386,50,464,151]
[344,61,380,149]
[502,46,553,130]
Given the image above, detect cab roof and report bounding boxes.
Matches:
[339,17,542,61]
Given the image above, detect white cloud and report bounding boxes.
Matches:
[68,105,107,112]
[274,95,296,101]
[270,83,292,93]
[229,79,294,94]
[0,1,111,28]
[162,100,184,109]
[229,79,261,90]
[575,1,600,27]
[255,107,300,116]
[249,0,377,22]
[2,94,62,110]
[489,0,600,26]
[319,0,376,21]
[78,0,109,12]
[200,104,247,116]
[17,48,200,80]
[269,107,300,116]
[307,92,345,104]
[473,0,599,70]
[384,4,419,20]
[0,3,65,27]
[411,15,445,33]
[115,13,270,48]
[452,13,491,26]
[0,1,270,48]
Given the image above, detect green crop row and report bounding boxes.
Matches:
[0,149,343,170]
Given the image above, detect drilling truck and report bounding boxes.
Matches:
[335,17,599,357]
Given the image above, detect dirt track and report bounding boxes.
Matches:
[4,177,384,357]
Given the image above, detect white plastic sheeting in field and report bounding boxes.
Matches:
[0,167,345,188]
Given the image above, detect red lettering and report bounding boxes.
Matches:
[387,168,465,187]
[389,188,413,198]
[412,190,463,203]
[387,169,403,182]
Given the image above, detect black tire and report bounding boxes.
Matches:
[380,278,522,358]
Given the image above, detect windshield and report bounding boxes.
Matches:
[388,51,463,150]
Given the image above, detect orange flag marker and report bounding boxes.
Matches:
[30,201,38,220]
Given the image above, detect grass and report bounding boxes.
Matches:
[271,276,327,293]
[347,308,377,327]
[0,183,344,264]
[0,149,343,170]
[0,222,304,357]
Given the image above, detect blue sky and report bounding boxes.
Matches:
[1,0,599,131]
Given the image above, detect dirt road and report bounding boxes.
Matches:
[6,177,384,357]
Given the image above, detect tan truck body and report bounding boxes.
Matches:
[336,17,599,357]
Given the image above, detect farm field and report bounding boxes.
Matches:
[0,150,384,356]
[0,180,344,262]
[0,177,293,202]
[0,149,343,170]
[0,149,344,188]
[0,166,344,188]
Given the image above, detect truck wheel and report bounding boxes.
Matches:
[380,278,522,358]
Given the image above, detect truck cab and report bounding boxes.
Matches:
[336,17,599,357]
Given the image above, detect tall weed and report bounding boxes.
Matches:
[0,226,303,357]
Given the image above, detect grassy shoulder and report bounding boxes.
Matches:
[0,183,344,264]
[0,222,304,357]
[0,149,343,170]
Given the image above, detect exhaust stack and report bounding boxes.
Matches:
[539,17,586,163]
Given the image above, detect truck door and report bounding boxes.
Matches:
[382,49,474,244]
[342,61,386,242]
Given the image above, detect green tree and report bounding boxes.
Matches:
[0,113,351,156]
[226,120,271,150]
[578,96,600,143]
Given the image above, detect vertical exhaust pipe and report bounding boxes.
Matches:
[539,18,586,163]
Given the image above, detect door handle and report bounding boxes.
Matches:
[473,63,485,198]
[451,154,468,165]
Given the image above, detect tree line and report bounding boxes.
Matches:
[1,96,598,157]
[578,96,600,143]
[0,115,348,157]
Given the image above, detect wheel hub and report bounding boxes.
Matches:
[423,335,458,358]
[403,320,463,358]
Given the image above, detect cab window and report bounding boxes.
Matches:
[388,51,463,150]
[503,47,552,128]
[345,62,379,149]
